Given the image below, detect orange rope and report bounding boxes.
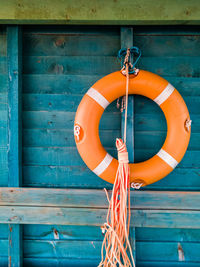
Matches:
[99,53,135,267]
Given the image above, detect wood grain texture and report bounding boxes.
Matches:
[120,26,136,261]
[7,25,23,267]
[0,188,200,210]
[0,0,200,24]
[0,206,200,228]
[19,25,200,266]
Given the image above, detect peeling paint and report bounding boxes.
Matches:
[53,228,60,240]
[178,242,185,261]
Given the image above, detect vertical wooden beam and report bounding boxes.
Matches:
[120,27,136,263]
[7,26,23,267]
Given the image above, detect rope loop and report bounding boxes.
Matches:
[118,46,141,74]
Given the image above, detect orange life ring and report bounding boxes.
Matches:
[74,70,191,186]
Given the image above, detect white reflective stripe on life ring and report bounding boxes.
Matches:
[157,149,178,169]
[93,153,113,176]
[154,83,175,106]
[87,87,110,109]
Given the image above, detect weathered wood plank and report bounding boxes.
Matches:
[23,34,120,56]
[22,147,199,168]
[1,239,200,264]
[22,94,118,112]
[23,225,104,241]
[22,111,121,130]
[121,26,136,261]
[0,206,199,228]
[21,110,200,133]
[7,25,23,267]
[22,55,200,77]
[23,258,200,267]
[22,75,200,95]
[23,225,200,243]
[22,240,200,262]
[136,228,200,242]
[0,0,199,24]
[23,129,120,148]
[22,94,200,114]
[0,188,200,210]
[23,56,120,75]
[22,165,200,190]
[23,31,200,57]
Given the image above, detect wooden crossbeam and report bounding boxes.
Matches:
[0,188,199,228]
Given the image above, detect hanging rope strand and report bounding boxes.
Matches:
[123,62,129,144]
[99,48,136,267]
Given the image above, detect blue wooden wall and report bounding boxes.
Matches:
[0,25,199,266]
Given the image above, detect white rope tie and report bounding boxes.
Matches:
[131,182,143,189]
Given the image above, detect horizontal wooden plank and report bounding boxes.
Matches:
[136,241,200,262]
[23,112,199,134]
[134,34,200,57]
[22,74,104,94]
[134,114,199,133]
[24,258,99,267]
[1,238,200,263]
[135,95,200,115]
[145,168,200,191]
[22,75,200,96]
[23,129,120,148]
[23,56,120,75]
[1,188,200,210]
[24,225,200,243]
[23,94,199,115]
[22,111,121,130]
[0,0,200,24]
[138,56,200,78]
[137,262,200,267]
[23,258,200,267]
[22,147,200,168]
[22,165,200,190]
[22,56,200,77]
[24,224,103,241]
[136,228,200,243]
[23,240,200,262]
[23,165,111,189]
[22,128,199,151]
[22,94,118,112]
[0,206,200,227]
[23,34,120,56]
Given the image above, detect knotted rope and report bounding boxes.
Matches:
[99,49,139,267]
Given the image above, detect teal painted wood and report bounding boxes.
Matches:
[22,55,200,76]
[22,75,200,95]
[23,55,119,75]
[19,26,200,266]
[23,32,120,56]
[22,111,121,130]
[22,240,200,262]
[22,147,199,167]
[1,206,200,228]
[7,26,23,267]
[0,28,8,188]
[22,259,200,267]
[120,26,136,262]
[1,188,200,210]
[22,225,200,243]
[22,165,200,190]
